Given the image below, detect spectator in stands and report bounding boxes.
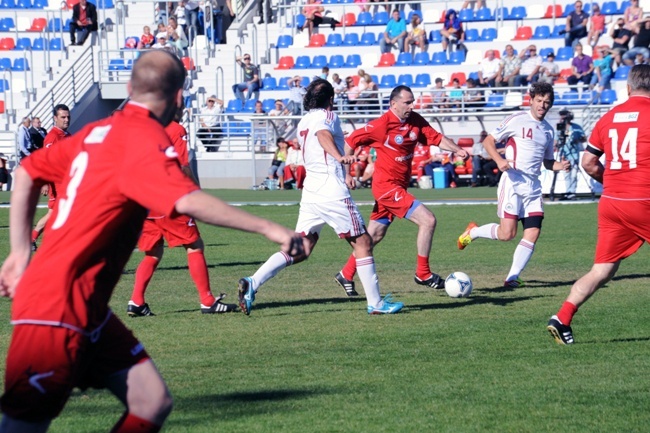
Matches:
[220,0,236,44]
[623,17,650,66]
[587,4,606,48]
[405,15,428,55]
[424,147,459,188]
[461,0,484,10]
[568,43,594,92]
[514,44,542,87]
[175,0,188,37]
[153,33,180,57]
[441,9,464,54]
[470,130,503,187]
[267,99,290,136]
[447,77,463,110]
[265,137,289,189]
[184,0,200,44]
[138,25,154,49]
[155,1,174,24]
[233,54,260,104]
[252,101,269,152]
[623,0,644,30]
[495,44,521,89]
[355,73,379,120]
[287,75,306,115]
[478,49,500,87]
[354,0,371,13]
[538,52,560,84]
[344,76,360,111]
[198,95,222,152]
[154,22,166,38]
[464,78,485,110]
[320,66,330,80]
[0,153,7,191]
[610,17,633,65]
[591,46,615,98]
[283,138,306,189]
[183,70,193,112]
[369,0,389,13]
[429,77,448,113]
[28,117,47,151]
[331,73,347,108]
[563,0,588,48]
[301,0,340,38]
[17,117,33,160]
[70,0,97,46]
[167,17,189,53]
[380,9,407,54]
[258,0,271,24]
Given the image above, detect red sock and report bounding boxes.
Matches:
[111,413,161,433]
[341,254,357,280]
[557,301,578,326]
[131,256,159,306]
[31,229,40,242]
[416,254,432,280]
[188,251,214,306]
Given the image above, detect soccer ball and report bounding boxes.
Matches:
[445,272,473,298]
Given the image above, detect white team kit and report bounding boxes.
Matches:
[490,111,555,220]
[296,108,366,238]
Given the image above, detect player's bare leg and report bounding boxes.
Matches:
[407,204,444,289]
[106,359,173,431]
[31,209,52,251]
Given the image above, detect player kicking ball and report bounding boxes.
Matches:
[238,79,403,316]
[457,82,570,288]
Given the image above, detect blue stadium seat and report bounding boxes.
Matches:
[396,52,412,66]
[242,99,257,113]
[311,55,328,68]
[448,50,465,65]
[468,71,479,81]
[345,54,361,67]
[16,0,30,7]
[49,38,62,50]
[0,79,9,92]
[551,24,565,38]
[48,17,62,32]
[262,76,277,90]
[225,99,243,113]
[294,55,310,69]
[343,32,359,46]
[293,14,306,29]
[485,94,504,107]
[32,37,45,51]
[494,7,509,20]
[370,74,378,85]
[479,27,497,41]
[125,59,134,70]
[262,98,275,112]
[553,92,566,105]
[98,0,114,8]
[372,11,389,25]
[561,92,587,105]
[475,7,493,20]
[413,52,430,65]
[431,51,448,65]
[300,76,310,87]
[599,89,617,104]
[556,46,573,61]
[613,65,630,80]
[510,6,527,19]
[539,47,554,58]
[532,25,550,39]
[325,33,342,46]
[15,37,31,50]
[108,58,125,70]
[63,18,71,31]
[278,76,290,90]
[407,10,423,22]
[12,57,28,71]
[459,8,474,22]
[618,1,631,14]
[379,74,396,89]
[465,28,479,42]
[329,54,344,68]
[360,32,376,46]
[601,1,618,14]
[356,11,372,26]
[33,0,47,7]
[397,74,413,86]
[276,34,292,48]
[429,30,442,43]
[0,0,16,8]
[562,3,575,17]
[0,17,14,31]
[415,73,431,87]
[0,58,11,71]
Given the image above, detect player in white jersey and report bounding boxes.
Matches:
[457,82,570,287]
[237,79,403,316]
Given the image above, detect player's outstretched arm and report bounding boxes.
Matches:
[0,167,41,298]
[438,136,468,159]
[581,151,604,183]
[175,191,304,257]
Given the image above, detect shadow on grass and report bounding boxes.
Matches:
[580,336,650,345]
[122,260,265,275]
[409,294,544,311]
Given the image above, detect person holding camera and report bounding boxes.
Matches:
[556,109,586,201]
[562,0,589,48]
[287,76,306,116]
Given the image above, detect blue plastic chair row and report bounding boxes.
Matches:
[0,56,28,70]
[108,58,134,70]
[292,54,362,69]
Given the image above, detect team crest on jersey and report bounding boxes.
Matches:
[84,125,112,144]
[409,131,417,141]
[395,134,404,144]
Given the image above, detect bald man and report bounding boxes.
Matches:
[0,50,304,433]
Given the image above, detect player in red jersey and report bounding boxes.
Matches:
[31,104,71,251]
[547,64,650,345]
[127,116,237,316]
[335,86,468,295]
[0,50,304,433]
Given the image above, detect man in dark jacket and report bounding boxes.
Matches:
[70,0,98,46]
[28,117,47,151]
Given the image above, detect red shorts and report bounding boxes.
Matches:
[1,315,149,421]
[595,197,650,263]
[370,186,418,223]
[137,215,201,251]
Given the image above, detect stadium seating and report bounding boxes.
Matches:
[0,38,14,50]
[325,33,342,47]
[343,32,359,46]
[276,35,292,48]
[545,4,563,17]
[475,7,493,21]
[429,30,442,43]
[182,57,195,70]
[562,3,575,17]
[527,4,545,18]
[16,0,30,7]
[556,46,573,60]
[485,94,504,107]
[465,28,479,42]
[531,25,551,39]
[28,17,46,31]
[225,99,242,113]
[262,98,275,112]
[308,34,325,47]
[448,51,465,64]
[479,27,497,41]
[395,52,412,66]
[377,52,395,67]
[339,12,356,27]
[262,76,277,90]
[14,37,30,51]
[0,17,14,31]
[379,74,396,89]
[356,11,372,26]
[494,7,510,20]
[344,54,361,67]
[514,26,533,40]
[414,94,432,109]
[0,0,15,8]
[459,9,474,22]
[397,74,413,86]
[372,11,389,25]
[12,57,28,71]
[294,55,310,69]
[613,65,631,80]
[449,72,467,85]
[329,54,344,68]
[311,55,327,68]
[599,89,617,104]
[510,6,527,19]
[601,1,618,14]
[292,14,306,30]
[539,47,554,58]
[431,51,448,65]
[276,56,294,70]
[33,0,47,7]
[242,99,257,112]
[108,58,125,70]
[413,52,430,65]
[0,58,10,70]
[407,10,423,22]
[49,38,62,50]
[414,73,431,87]
[48,17,62,32]
[32,37,45,50]
[277,76,289,90]
[360,32,376,46]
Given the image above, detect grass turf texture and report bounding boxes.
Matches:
[0,192,648,432]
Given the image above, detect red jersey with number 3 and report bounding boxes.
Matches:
[346,110,442,193]
[588,95,650,199]
[13,102,199,331]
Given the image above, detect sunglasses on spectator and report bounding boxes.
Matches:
[244,57,251,60]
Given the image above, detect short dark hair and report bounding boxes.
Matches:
[529,82,554,104]
[435,77,443,83]
[53,104,69,116]
[276,137,286,145]
[389,85,413,102]
[628,64,650,92]
[466,78,476,86]
[303,78,334,111]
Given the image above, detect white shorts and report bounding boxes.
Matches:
[497,171,544,220]
[296,197,366,239]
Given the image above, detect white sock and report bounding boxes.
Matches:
[356,256,382,307]
[251,251,294,291]
[470,223,499,240]
[506,239,535,281]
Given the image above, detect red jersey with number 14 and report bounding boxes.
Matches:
[13,102,199,332]
[346,110,442,192]
[588,95,650,200]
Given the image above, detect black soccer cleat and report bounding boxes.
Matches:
[127,301,155,317]
[334,272,358,297]
[31,241,37,252]
[201,293,238,314]
[414,273,445,290]
[547,315,575,345]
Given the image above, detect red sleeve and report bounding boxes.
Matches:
[21,134,76,184]
[588,120,604,152]
[345,118,383,149]
[417,115,442,147]
[119,125,199,217]
[168,123,189,167]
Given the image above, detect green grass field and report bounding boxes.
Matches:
[0,189,648,432]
